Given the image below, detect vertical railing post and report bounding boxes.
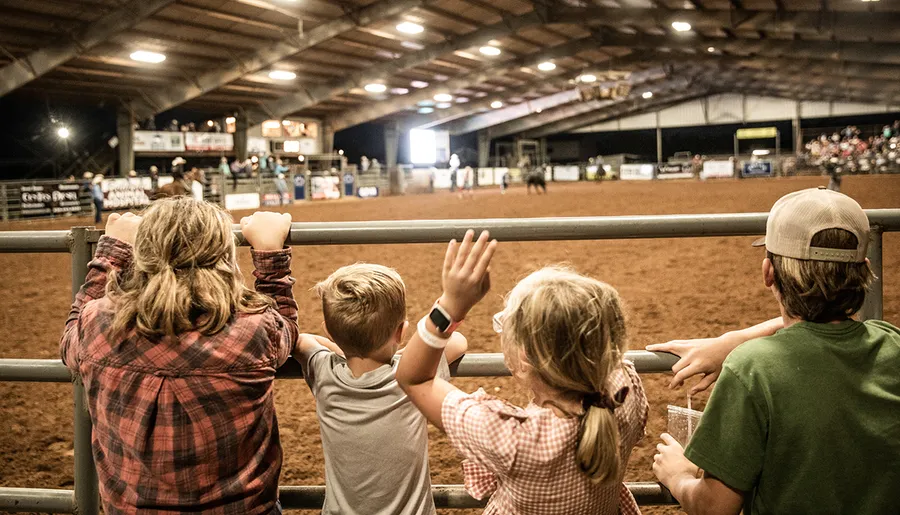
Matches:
[860,226,883,321]
[70,227,100,515]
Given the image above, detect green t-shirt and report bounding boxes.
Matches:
[684,320,900,515]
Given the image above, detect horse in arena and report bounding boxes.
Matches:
[526,169,547,194]
[155,168,205,199]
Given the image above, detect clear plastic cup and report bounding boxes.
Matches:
[667,405,703,447]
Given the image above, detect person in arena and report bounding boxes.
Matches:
[59,199,298,514]
[459,166,474,199]
[90,174,104,223]
[651,188,900,515]
[293,263,468,515]
[397,231,649,514]
[500,169,510,194]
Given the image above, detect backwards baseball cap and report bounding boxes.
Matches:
[752,187,869,262]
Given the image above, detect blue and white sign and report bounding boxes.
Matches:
[741,161,773,178]
[293,174,306,201]
[343,173,355,197]
[357,186,379,198]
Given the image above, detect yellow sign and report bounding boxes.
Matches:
[736,127,778,140]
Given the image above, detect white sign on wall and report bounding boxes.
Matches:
[248,137,268,154]
[553,166,580,181]
[493,168,509,185]
[477,168,494,186]
[225,193,261,211]
[620,164,655,181]
[701,161,735,179]
[185,133,234,151]
[134,131,185,152]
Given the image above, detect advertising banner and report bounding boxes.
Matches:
[261,193,289,206]
[311,176,340,200]
[184,132,234,151]
[101,177,154,210]
[701,161,735,179]
[343,172,355,197]
[225,193,261,211]
[248,137,268,154]
[656,163,694,180]
[741,161,774,178]
[620,164,655,181]
[357,186,379,198]
[585,165,599,180]
[553,166,580,181]
[18,183,84,217]
[293,174,306,201]
[134,131,185,153]
[477,168,494,186]
[429,168,453,189]
[493,168,509,185]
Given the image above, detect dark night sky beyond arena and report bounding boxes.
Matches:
[1,92,899,179]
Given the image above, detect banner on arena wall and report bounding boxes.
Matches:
[261,193,289,206]
[184,133,234,151]
[225,193,261,211]
[248,137,268,154]
[736,127,777,140]
[741,161,774,178]
[585,165,599,180]
[429,168,453,189]
[493,168,509,186]
[701,161,735,179]
[543,167,553,181]
[134,131,185,153]
[620,164,655,181]
[656,163,694,180]
[101,177,153,210]
[357,186,379,198]
[343,173,355,197]
[553,166,580,181]
[477,168,494,186]
[18,183,84,217]
[293,174,307,200]
[509,168,522,183]
[311,176,341,200]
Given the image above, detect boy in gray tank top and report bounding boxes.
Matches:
[294,263,467,514]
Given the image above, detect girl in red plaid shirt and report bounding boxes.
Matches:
[398,231,649,514]
[60,198,298,515]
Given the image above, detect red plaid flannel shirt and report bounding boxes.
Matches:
[60,236,299,515]
[442,361,649,515]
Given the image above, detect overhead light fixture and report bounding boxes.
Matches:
[578,74,597,83]
[410,80,429,88]
[434,93,453,102]
[390,87,410,95]
[338,149,344,156]
[537,61,557,71]
[396,22,424,34]
[418,100,435,107]
[298,155,306,163]
[436,102,452,109]
[671,21,692,32]
[364,83,387,93]
[207,120,215,127]
[225,116,236,124]
[491,100,503,109]
[130,50,166,64]
[752,149,771,156]
[455,97,469,103]
[479,46,501,56]
[535,108,542,114]
[269,70,297,80]
[642,91,653,99]
[262,120,281,129]
[401,41,425,50]
[418,107,435,114]
[282,120,291,126]
[57,127,70,139]
[707,46,716,53]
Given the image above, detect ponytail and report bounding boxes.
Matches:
[576,387,629,483]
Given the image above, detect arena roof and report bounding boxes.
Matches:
[0,0,898,137]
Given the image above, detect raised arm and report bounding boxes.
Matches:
[646,317,783,394]
[60,213,139,370]
[396,230,496,430]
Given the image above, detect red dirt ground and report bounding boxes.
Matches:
[1,176,898,515]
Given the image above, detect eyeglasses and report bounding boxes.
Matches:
[492,311,504,333]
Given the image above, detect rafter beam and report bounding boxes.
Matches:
[0,0,177,97]
[131,0,426,118]
[250,10,549,123]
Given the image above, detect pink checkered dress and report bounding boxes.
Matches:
[442,361,648,515]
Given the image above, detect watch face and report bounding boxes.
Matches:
[429,307,452,332]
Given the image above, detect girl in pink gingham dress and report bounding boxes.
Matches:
[397,230,649,515]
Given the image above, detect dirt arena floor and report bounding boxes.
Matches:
[1,175,898,515]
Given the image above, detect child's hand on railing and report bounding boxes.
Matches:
[106,212,143,246]
[240,212,292,251]
[646,334,741,394]
[438,230,497,321]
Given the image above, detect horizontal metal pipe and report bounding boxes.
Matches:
[0,351,678,383]
[0,231,71,253]
[0,483,675,512]
[0,487,75,513]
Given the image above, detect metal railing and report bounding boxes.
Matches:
[1,210,898,513]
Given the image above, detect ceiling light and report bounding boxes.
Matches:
[130,50,166,64]
[671,21,692,32]
[642,91,653,99]
[436,102,452,109]
[707,46,716,53]
[578,74,597,83]
[206,120,214,127]
[269,70,297,80]
[418,107,435,114]
[491,100,503,109]
[535,108,542,114]
[396,22,424,34]
[479,46,501,56]
[298,155,306,163]
[434,93,453,102]
[282,120,291,126]
[455,97,469,103]
[225,116,236,124]
[57,127,70,139]
[338,149,344,156]
[474,91,488,98]
[364,83,387,93]
[537,61,556,71]
[410,80,429,88]
[401,41,425,50]
[752,149,771,156]
[390,87,410,95]
[262,120,281,129]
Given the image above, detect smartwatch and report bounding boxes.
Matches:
[428,302,462,335]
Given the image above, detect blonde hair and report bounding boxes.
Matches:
[770,228,875,323]
[502,266,628,484]
[315,263,406,356]
[107,197,273,338]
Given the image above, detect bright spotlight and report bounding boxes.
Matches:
[338,149,344,156]
[537,61,557,71]
[207,120,214,127]
[707,46,716,53]
[57,127,70,139]
[479,46,501,56]
[434,93,453,102]
[365,83,387,93]
[396,22,424,34]
[225,116,236,124]
[490,100,503,109]
[130,50,166,63]
[269,70,297,80]
[418,107,435,114]
[672,21,692,32]
[578,74,597,83]
[436,102,452,109]
[410,80,430,89]
[390,87,410,95]
[642,91,654,99]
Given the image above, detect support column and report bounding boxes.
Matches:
[322,121,335,155]
[477,130,490,168]
[792,103,802,155]
[655,112,663,164]
[539,138,548,165]
[234,113,248,163]
[116,108,135,176]
[384,120,401,195]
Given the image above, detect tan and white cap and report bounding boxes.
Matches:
[753,187,869,262]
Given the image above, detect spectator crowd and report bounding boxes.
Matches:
[802,121,900,174]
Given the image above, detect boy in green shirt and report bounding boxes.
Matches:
[651,188,900,514]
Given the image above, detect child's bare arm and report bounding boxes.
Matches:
[654,434,744,515]
[292,333,344,360]
[646,317,783,394]
[444,332,468,364]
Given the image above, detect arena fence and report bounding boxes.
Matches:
[0,210,898,513]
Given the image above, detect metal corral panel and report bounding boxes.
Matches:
[706,94,745,124]
[618,112,657,130]
[745,96,797,122]
[800,101,832,118]
[659,99,706,128]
